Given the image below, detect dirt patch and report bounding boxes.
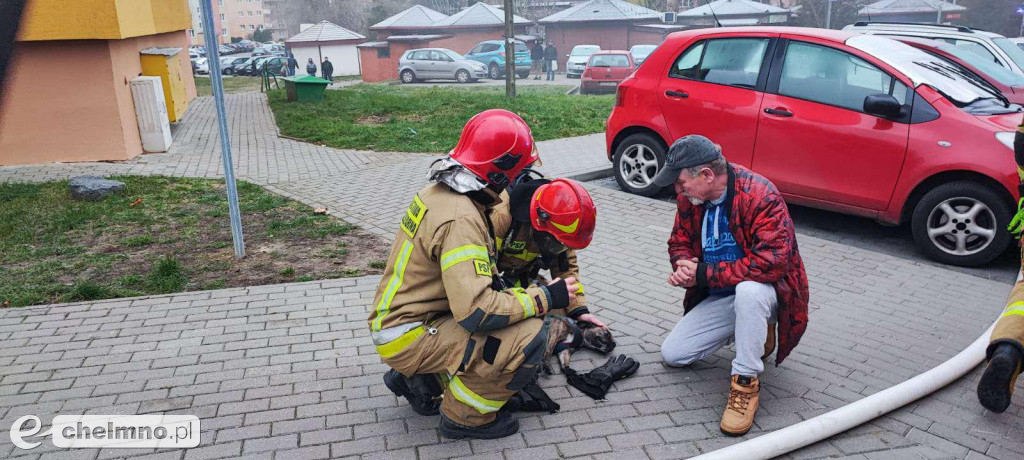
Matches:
[357,114,392,126]
[398,114,427,123]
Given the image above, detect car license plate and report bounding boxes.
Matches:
[600,81,618,86]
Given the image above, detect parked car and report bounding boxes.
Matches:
[217,45,233,55]
[845,22,1024,76]
[580,51,635,94]
[607,27,1023,266]
[896,37,1024,105]
[193,58,209,75]
[399,48,488,83]
[630,44,658,65]
[220,57,249,75]
[464,40,531,79]
[251,46,271,57]
[566,45,601,78]
[231,57,257,76]
[262,56,290,76]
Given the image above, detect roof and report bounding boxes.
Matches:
[432,2,530,27]
[386,34,454,42]
[371,4,449,30]
[286,21,365,43]
[539,0,661,24]
[859,0,966,15]
[678,0,790,17]
[356,41,388,48]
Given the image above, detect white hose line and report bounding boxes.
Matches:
[692,322,996,460]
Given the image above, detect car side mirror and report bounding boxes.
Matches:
[863,94,902,118]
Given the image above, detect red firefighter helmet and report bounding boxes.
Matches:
[449,109,539,190]
[530,179,597,250]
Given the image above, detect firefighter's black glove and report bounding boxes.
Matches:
[564,354,639,400]
[504,382,560,413]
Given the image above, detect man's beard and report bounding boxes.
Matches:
[686,195,704,206]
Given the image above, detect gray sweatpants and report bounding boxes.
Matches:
[661,281,778,377]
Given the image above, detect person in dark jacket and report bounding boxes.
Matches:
[656,135,809,437]
[321,57,334,82]
[543,43,557,81]
[306,58,317,76]
[287,54,298,76]
[530,41,544,80]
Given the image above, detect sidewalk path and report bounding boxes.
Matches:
[1,94,1021,459]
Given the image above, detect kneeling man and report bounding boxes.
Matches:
[656,135,809,436]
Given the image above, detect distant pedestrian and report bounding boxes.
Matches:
[544,42,557,81]
[321,57,334,82]
[306,58,317,76]
[531,40,544,80]
[288,54,298,76]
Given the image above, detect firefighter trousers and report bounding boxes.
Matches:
[990,261,1024,357]
[381,314,549,426]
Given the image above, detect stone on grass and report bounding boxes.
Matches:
[69,176,126,201]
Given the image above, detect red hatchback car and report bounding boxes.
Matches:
[606,27,1023,266]
[580,51,635,94]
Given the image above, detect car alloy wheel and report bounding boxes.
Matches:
[925,197,997,257]
[456,70,470,83]
[401,70,415,84]
[619,143,660,190]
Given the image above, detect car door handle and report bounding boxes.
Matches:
[665,90,689,98]
[764,108,793,117]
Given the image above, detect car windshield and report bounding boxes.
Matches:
[993,37,1024,70]
[515,42,528,53]
[572,46,600,56]
[939,43,1024,87]
[631,45,657,57]
[590,54,631,67]
[848,35,1020,115]
[443,50,464,60]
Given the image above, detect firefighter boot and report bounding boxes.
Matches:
[384,369,441,416]
[720,375,760,436]
[440,410,519,440]
[977,342,1023,413]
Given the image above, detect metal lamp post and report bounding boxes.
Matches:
[199,0,246,258]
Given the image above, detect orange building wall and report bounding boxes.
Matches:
[360,42,420,83]
[0,31,196,165]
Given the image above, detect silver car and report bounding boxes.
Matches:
[399,48,488,84]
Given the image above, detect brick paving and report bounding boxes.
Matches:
[1,94,1022,459]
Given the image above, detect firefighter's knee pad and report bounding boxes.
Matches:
[506,318,550,391]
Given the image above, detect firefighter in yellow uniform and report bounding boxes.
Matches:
[977,117,1024,413]
[491,175,603,325]
[369,110,579,439]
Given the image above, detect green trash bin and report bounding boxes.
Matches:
[283,75,331,102]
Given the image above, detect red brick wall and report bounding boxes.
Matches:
[360,41,419,82]
[628,28,669,48]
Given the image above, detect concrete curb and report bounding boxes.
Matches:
[565,166,612,182]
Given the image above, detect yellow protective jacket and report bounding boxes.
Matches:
[368,183,562,338]
[489,196,589,317]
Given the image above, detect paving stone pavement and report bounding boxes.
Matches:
[1,93,1023,459]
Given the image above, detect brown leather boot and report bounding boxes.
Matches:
[720,375,759,436]
[762,323,776,359]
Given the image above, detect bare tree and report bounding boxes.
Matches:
[791,0,871,30]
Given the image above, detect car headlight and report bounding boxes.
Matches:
[996,131,1016,150]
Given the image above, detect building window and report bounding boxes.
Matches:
[378,47,390,59]
[248,11,253,16]
[257,11,262,15]
[238,11,243,16]
[251,24,256,30]
[189,29,195,37]
[220,13,225,21]
[218,0,223,5]
[222,28,228,36]
[258,24,263,29]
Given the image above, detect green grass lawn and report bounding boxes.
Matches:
[267,85,614,153]
[0,177,388,307]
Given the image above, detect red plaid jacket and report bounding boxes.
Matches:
[667,164,809,365]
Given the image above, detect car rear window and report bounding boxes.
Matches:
[515,42,528,53]
[590,55,631,67]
